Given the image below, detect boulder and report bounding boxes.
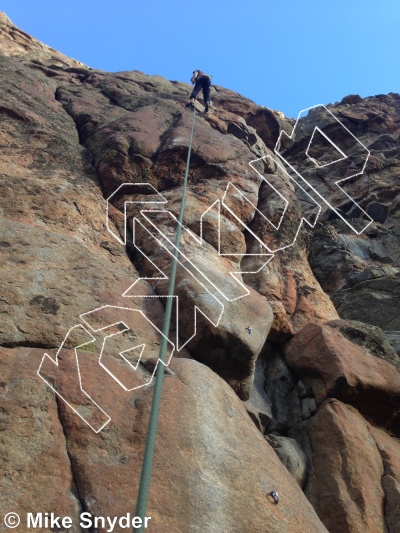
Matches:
[306,400,386,533]
[370,425,400,533]
[327,319,400,371]
[244,357,272,432]
[0,346,328,533]
[265,435,308,487]
[284,321,400,433]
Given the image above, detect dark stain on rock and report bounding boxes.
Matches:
[29,295,60,315]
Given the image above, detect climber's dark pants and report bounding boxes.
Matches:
[190,77,211,103]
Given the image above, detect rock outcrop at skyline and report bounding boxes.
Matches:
[1,11,400,533]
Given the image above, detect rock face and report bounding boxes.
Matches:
[265,434,308,487]
[332,273,400,330]
[284,320,400,432]
[309,220,400,296]
[0,347,82,532]
[0,348,328,533]
[306,400,387,533]
[1,11,400,533]
[306,399,400,533]
[305,97,400,336]
[243,357,272,432]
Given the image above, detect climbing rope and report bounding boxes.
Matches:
[134,99,198,532]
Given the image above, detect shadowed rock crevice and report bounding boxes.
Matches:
[285,321,400,434]
[257,344,315,488]
[371,427,400,533]
[1,340,60,349]
[55,396,86,525]
[54,84,106,194]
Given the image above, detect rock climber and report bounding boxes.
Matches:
[186,70,211,112]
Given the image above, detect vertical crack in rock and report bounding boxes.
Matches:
[151,110,183,165]
[53,83,144,257]
[55,395,92,533]
[54,84,104,190]
[370,427,400,533]
[53,82,144,289]
[376,446,390,533]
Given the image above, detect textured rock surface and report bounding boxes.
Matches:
[327,318,400,371]
[243,357,272,432]
[284,321,400,432]
[386,331,400,356]
[332,273,400,330]
[306,400,387,533]
[0,347,328,533]
[306,399,400,533]
[370,425,400,533]
[0,347,82,533]
[0,11,86,67]
[305,96,400,332]
[2,11,400,533]
[263,345,302,434]
[265,434,308,487]
[309,220,400,295]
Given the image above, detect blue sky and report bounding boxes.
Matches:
[2,0,399,117]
